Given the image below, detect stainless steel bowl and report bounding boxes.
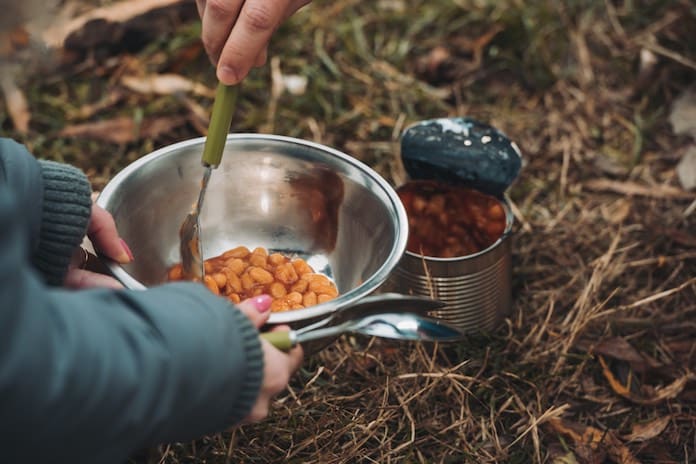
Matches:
[96,134,409,327]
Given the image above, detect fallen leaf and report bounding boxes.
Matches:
[622,416,671,442]
[547,418,640,464]
[67,89,127,120]
[180,97,210,136]
[599,199,632,225]
[669,85,696,138]
[41,0,189,49]
[121,74,215,98]
[0,26,31,58]
[59,115,188,144]
[598,355,692,405]
[0,73,30,133]
[584,178,695,199]
[591,337,658,373]
[676,146,696,191]
[550,451,579,464]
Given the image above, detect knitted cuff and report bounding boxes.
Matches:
[226,310,265,425]
[33,160,92,286]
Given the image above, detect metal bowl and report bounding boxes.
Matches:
[96,134,408,327]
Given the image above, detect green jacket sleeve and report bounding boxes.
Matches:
[0,140,265,464]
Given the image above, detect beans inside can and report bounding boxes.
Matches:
[396,180,507,258]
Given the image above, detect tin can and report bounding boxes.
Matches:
[385,117,522,335]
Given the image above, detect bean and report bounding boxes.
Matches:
[287,292,303,305]
[302,291,317,307]
[268,253,286,266]
[223,246,250,259]
[212,273,227,289]
[204,275,219,295]
[269,282,287,298]
[249,253,267,268]
[225,271,242,293]
[249,266,274,284]
[225,258,247,275]
[168,264,183,281]
[241,273,255,291]
[292,259,313,276]
[275,263,299,285]
[290,279,308,294]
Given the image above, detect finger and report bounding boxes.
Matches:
[252,46,268,68]
[269,324,304,370]
[236,294,272,328]
[201,0,243,65]
[64,269,124,290]
[286,343,304,372]
[69,246,88,270]
[88,205,133,264]
[216,0,287,84]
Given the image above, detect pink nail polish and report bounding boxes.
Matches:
[120,239,134,261]
[218,65,240,85]
[251,294,272,313]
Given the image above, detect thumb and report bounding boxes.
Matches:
[236,294,272,328]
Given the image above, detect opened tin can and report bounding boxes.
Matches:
[385,117,522,335]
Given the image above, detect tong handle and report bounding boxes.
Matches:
[202,83,238,167]
[261,331,296,351]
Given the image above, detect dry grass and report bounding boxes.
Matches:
[2,0,695,462]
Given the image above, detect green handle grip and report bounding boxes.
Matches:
[202,83,238,167]
[261,331,296,351]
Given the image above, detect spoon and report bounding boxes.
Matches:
[261,294,463,350]
[179,83,238,280]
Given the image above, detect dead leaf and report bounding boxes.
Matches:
[676,146,696,191]
[0,73,30,133]
[622,416,671,442]
[599,199,632,225]
[67,89,127,121]
[59,115,187,144]
[121,74,215,98]
[180,97,210,136]
[669,85,696,138]
[0,26,31,58]
[598,355,692,405]
[547,418,640,464]
[550,451,579,464]
[591,337,658,373]
[584,178,695,199]
[41,0,189,49]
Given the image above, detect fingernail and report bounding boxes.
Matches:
[251,294,272,313]
[118,238,134,263]
[218,65,240,85]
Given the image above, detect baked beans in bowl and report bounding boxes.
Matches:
[96,134,408,328]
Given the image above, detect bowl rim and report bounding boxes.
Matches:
[96,133,409,325]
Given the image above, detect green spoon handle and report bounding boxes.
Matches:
[261,331,297,351]
[202,83,238,167]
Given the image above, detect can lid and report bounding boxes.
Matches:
[400,117,522,197]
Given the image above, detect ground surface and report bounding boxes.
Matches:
[2,1,695,462]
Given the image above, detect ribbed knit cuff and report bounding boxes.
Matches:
[226,308,265,425]
[33,160,92,286]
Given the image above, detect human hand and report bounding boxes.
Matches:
[196,0,311,84]
[236,294,304,422]
[64,204,134,289]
